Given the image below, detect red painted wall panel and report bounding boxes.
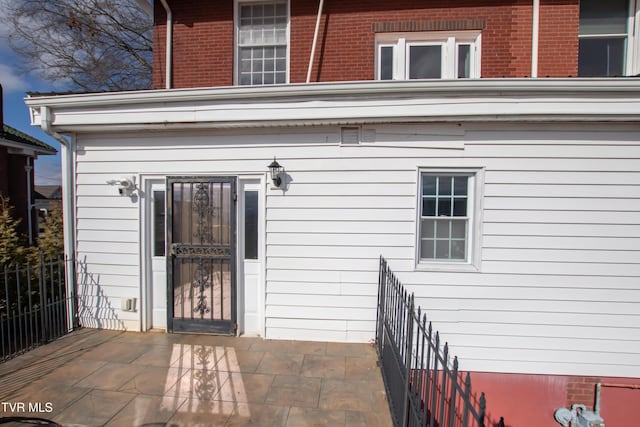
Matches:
[470,372,638,427]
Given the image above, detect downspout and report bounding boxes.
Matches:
[306,0,325,83]
[40,106,78,329]
[531,0,540,77]
[159,0,173,89]
[25,157,33,245]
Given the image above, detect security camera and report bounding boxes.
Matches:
[110,177,137,197]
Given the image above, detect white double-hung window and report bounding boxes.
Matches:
[417,170,483,271]
[377,32,481,80]
[236,1,288,85]
[578,0,634,76]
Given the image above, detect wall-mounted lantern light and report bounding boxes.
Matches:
[268,157,284,188]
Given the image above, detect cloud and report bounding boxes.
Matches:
[0,63,29,93]
[35,157,62,185]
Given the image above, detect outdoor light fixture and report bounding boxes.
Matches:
[268,157,284,188]
[106,177,138,197]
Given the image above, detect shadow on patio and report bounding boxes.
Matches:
[0,329,392,426]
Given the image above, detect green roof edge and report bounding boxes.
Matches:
[1,124,57,154]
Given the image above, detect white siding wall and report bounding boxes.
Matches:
[73,122,640,377]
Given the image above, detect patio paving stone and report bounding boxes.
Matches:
[76,340,148,364]
[345,354,384,383]
[164,368,230,401]
[346,408,394,427]
[216,372,274,403]
[103,394,186,426]
[39,359,107,386]
[265,375,322,408]
[55,389,136,426]
[255,352,304,375]
[167,398,235,426]
[299,354,347,379]
[285,406,346,427]
[249,339,327,355]
[74,361,146,391]
[0,329,391,426]
[318,378,378,412]
[215,349,265,373]
[226,402,289,427]
[118,366,188,396]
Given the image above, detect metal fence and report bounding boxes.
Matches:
[1,253,74,361]
[377,256,500,427]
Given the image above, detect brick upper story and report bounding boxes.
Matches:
[152,0,580,89]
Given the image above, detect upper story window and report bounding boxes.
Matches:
[376,32,481,80]
[578,0,632,76]
[236,1,288,85]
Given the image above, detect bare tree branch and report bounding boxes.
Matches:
[1,0,152,92]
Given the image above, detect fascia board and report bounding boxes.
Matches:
[25,79,640,131]
[0,137,54,156]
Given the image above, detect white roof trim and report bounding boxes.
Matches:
[25,79,640,131]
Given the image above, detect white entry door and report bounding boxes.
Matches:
[149,181,167,329]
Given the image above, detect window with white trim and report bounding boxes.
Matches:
[578,0,633,76]
[377,32,481,80]
[236,1,288,85]
[417,170,482,270]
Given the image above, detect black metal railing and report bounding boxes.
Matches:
[1,253,74,361]
[377,256,499,427]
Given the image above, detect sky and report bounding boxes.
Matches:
[0,15,62,186]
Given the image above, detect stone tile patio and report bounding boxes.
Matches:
[0,329,392,426]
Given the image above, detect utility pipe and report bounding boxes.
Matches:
[531,0,539,77]
[159,0,173,89]
[25,157,33,245]
[40,106,78,328]
[306,0,325,83]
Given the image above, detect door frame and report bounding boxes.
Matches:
[166,176,238,334]
[141,175,167,331]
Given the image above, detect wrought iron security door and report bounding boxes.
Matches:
[167,177,237,334]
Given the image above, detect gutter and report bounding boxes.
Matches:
[531,0,539,77]
[23,78,640,108]
[306,0,325,83]
[40,106,78,329]
[159,0,173,89]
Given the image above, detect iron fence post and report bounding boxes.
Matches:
[38,251,47,344]
[26,259,34,349]
[401,293,415,427]
[479,392,486,427]
[447,356,459,427]
[376,256,385,354]
[1,265,7,358]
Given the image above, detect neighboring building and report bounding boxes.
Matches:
[25,1,639,426]
[34,185,62,236]
[0,85,57,245]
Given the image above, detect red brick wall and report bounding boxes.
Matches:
[0,147,8,197]
[152,0,579,89]
[154,1,234,89]
[6,154,30,239]
[538,0,579,77]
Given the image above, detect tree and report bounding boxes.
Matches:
[38,207,64,259]
[1,0,153,92]
[0,196,24,266]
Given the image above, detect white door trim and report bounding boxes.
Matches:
[140,175,167,331]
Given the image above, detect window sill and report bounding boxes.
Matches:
[414,261,479,273]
